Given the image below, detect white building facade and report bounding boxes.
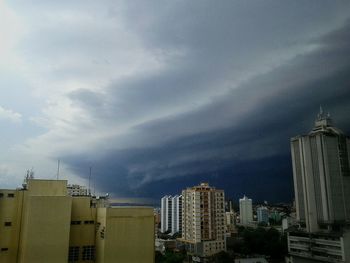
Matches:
[171,195,182,234]
[161,195,172,233]
[161,195,182,234]
[239,195,253,225]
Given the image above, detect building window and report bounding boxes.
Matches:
[84,220,95,224]
[0,193,3,198]
[68,246,79,262]
[4,222,12,227]
[82,246,95,261]
[100,227,105,239]
[7,193,14,198]
[71,221,81,225]
[1,248,9,252]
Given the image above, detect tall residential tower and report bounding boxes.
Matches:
[288,109,350,263]
[239,195,253,225]
[180,183,226,260]
[160,195,182,234]
[290,109,350,232]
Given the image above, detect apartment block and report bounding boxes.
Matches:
[0,179,154,263]
[160,195,182,234]
[239,195,253,225]
[179,183,226,260]
[257,206,269,224]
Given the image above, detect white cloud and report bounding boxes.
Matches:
[0,106,22,123]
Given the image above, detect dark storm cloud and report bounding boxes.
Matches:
[60,1,350,127]
[63,18,350,203]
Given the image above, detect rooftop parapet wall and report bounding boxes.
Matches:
[27,179,68,196]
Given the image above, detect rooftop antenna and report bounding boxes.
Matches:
[57,159,60,180]
[93,174,96,196]
[89,166,92,196]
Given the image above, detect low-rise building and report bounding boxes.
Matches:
[288,229,350,263]
[67,184,88,196]
[0,179,154,263]
[257,206,269,224]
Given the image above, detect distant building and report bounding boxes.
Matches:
[161,195,172,233]
[154,208,161,226]
[171,195,182,234]
[239,195,253,225]
[225,201,236,234]
[0,179,154,263]
[179,183,226,260]
[282,217,296,233]
[269,210,281,224]
[225,210,236,234]
[257,206,269,224]
[234,257,268,263]
[160,195,182,234]
[67,184,88,196]
[288,109,350,263]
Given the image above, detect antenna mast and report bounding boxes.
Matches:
[57,160,60,180]
[89,166,92,196]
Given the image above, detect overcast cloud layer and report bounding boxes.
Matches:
[1,1,350,203]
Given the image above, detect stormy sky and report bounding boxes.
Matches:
[1,1,350,204]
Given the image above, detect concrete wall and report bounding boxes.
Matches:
[0,189,23,263]
[18,195,72,263]
[27,179,68,196]
[96,207,154,263]
[69,197,97,263]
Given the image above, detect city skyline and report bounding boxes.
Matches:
[1,1,350,203]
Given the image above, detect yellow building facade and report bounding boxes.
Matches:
[0,179,154,263]
[180,183,226,259]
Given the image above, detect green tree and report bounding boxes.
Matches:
[208,251,233,263]
[156,249,187,263]
[234,226,288,260]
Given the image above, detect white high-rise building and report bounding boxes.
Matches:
[288,109,350,263]
[161,195,182,234]
[171,195,182,234]
[290,109,350,232]
[180,183,226,259]
[161,195,172,233]
[239,195,253,225]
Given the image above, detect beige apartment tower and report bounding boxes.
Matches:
[0,179,154,263]
[180,183,226,260]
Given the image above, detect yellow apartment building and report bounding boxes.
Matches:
[179,183,226,260]
[0,179,154,263]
